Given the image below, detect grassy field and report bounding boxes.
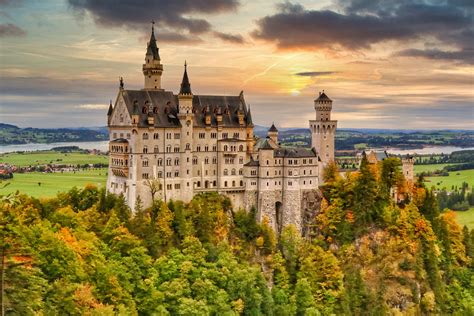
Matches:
[0,151,108,167]
[414,163,456,174]
[424,169,474,190]
[1,169,108,197]
[455,208,474,230]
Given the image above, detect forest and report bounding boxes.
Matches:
[1,156,473,315]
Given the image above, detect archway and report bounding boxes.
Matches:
[275,201,283,234]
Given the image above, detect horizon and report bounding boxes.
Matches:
[1,0,473,129]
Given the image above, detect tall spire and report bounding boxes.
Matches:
[107,100,113,116]
[246,104,254,126]
[146,20,160,60]
[179,61,192,95]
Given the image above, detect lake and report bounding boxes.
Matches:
[0,142,473,155]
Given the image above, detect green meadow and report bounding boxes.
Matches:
[0,151,108,167]
[424,169,474,190]
[1,169,108,198]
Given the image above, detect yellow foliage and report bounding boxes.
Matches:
[232,298,245,313]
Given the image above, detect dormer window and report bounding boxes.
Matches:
[142,107,147,114]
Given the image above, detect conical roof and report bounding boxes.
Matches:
[179,61,192,95]
[146,23,160,60]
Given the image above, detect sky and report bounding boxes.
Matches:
[0,0,473,129]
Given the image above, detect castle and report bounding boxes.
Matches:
[106,25,337,234]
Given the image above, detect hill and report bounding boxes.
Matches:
[0,123,108,145]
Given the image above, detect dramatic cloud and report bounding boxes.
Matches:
[252,1,473,63]
[213,31,244,44]
[295,71,336,77]
[0,23,26,37]
[68,0,239,35]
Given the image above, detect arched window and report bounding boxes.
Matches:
[174,158,179,165]
[231,168,236,175]
[224,169,228,176]
[158,158,163,166]
[154,145,159,153]
[224,145,228,151]
[166,158,172,166]
[153,133,159,139]
[142,159,148,167]
[239,145,243,151]
[143,133,148,140]
[143,146,148,153]
[142,106,147,114]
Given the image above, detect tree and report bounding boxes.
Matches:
[144,178,162,201]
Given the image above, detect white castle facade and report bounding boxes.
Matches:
[106,26,337,234]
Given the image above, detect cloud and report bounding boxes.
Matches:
[68,0,239,36]
[396,48,474,64]
[0,23,26,37]
[295,71,337,77]
[213,31,244,44]
[77,103,109,110]
[252,1,473,64]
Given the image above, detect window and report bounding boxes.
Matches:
[224,145,228,151]
[289,170,293,176]
[205,145,209,152]
[142,173,149,179]
[251,170,257,176]
[167,184,172,190]
[232,180,235,187]
[154,145,159,153]
[175,183,180,189]
[212,145,217,151]
[174,133,180,139]
[142,159,148,167]
[240,180,243,187]
[224,181,228,187]
[174,158,179,165]
[166,133,172,139]
[205,157,209,164]
[158,158,163,166]
[143,133,149,140]
[166,145,171,153]
[224,169,228,176]
[153,133,159,139]
[197,145,201,152]
[239,157,243,164]
[174,171,179,177]
[126,133,130,139]
[158,171,163,178]
[186,143,190,150]
[211,132,217,139]
[239,168,243,175]
[231,168,236,175]
[288,181,292,186]
[143,146,148,153]
[199,132,205,139]
[193,157,198,165]
[113,133,117,138]
[212,157,217,164]
[233,133,239,138]
[174,147,179,153]
[222,133,228,139]
[166,158,172,166]
[266,160,269,165]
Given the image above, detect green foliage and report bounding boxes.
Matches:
[1,163,473,314]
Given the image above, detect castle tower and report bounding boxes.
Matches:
[309,91,337,166]
[143,22,163,90]
[268,123,278,144]
[402,155,415,183]
[178,61,194,202]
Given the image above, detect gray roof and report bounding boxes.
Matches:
[268,123,278,132]
[316,91,331,101]
[254,137,277,150]
[146,26,160,60]
[274,147,317,158]
[244,158,259,167]
[117,89,252,128]
[111,138,128,143]
[179,62,192,95]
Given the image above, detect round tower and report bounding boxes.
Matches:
[309,91,337,166]
[143,22,163,90]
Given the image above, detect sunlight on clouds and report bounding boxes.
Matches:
[77,104,109,110]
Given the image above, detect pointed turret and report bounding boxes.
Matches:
[268,123,278,144]
[107,100,113,116]
[179,61,192,95]
[143,21,163,90]
[246,105,254,126]
[146,22,160,60]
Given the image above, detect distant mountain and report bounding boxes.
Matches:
[0,123,108,145]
